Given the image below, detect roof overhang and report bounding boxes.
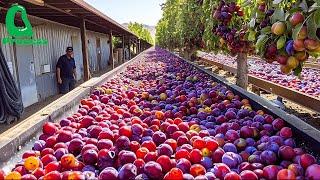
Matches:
[0,0,137,37]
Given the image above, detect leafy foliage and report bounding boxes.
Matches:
[156,0,205,53]
[128,22,154,45]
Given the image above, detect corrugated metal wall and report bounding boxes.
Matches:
[0,15,112,103]
[86,32,110,73]
[0,23,18,82]
[88,33,98,72]
[31,16,79,100]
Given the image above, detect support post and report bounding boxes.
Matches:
[139,39,141,53]
[236,52,248,90]
[109,31,114,69]
[80,19,90,81]
[128,38,132,60]
[122,35,125,62]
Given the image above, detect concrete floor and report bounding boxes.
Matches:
[0,64,115,134]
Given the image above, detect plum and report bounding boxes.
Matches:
[277,169,296,180]
[279,127,292,138]
[263,165,281,180]
[157,144,173,157]
[240,170,258,180]
[176,158,191,173]
[183,173,195,180]
[224,172,240,180]
[260,150,277,165]
[116,136,131,151]
[240,126,254,138]
[119,150,137,165]
[223,143,237,153]
[152,131,167,145]
[156,155,173,173]
[222,152,242,168]
[201,157,213,169]
[99,167,118,180]
[190,164,206,177]
[288,163,304,176]
[189,149,203,164]
[98,150,116,171]
[68,138,84,155]
[144,161,163,179]
[278,145,295,161]
[118,163,137,180]
[211,163,231,179]
[97,139,113,150]
[33,140,46,151]
[305,164,320,180]
[299,153,316,169]
[225,130,239,142]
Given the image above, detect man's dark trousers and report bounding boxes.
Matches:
[59,78,76,94]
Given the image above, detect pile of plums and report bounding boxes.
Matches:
[199,52,320,98]
[1,47,319,180]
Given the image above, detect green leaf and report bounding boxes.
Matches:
[285,12,291,20]
[260,26,272,34]
[293,63,303,76]
[271,8,285,23]
[277,36,286,49]
[292,23,303,40]
[307,50,320,57]
[256,35,268,54]
[273,0,283,5]
[289,7,302,14]
[285,21,292,33]
[299,0,309,12]
[313,9,320,25]
[249,18,256,28]
[306,14,319,40]
[308,3,319,12]
[248,30,256,41]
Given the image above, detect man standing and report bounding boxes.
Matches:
[56,47,77,94]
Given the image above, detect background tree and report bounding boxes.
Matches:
[128,22,154,45]
[156,0,205,58]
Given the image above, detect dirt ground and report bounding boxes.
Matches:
[210,66,320,130]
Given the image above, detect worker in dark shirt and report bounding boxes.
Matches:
[56,47,77,94]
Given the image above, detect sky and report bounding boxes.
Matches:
[83,0,165,26]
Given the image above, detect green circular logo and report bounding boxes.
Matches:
[5,4,33,38]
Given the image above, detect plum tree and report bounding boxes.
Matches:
[156,0,205,58]
[249,0,320,75]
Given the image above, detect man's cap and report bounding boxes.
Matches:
[66,47,73,51]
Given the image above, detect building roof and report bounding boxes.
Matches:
[0,0,137,37]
